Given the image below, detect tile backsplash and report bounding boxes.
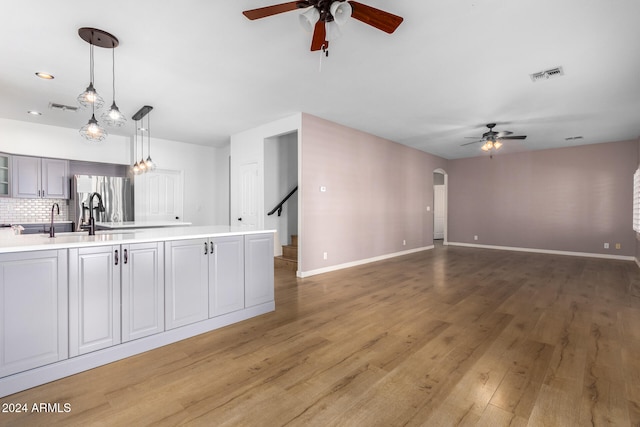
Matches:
[0,198,70,224]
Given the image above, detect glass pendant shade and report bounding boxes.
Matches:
[78,82,104,109]
[102,101,126,127]
[80,113,107,142]
[493,141,503,150]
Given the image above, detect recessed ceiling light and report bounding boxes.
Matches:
[35,72,55,80]
[27,110,42,116]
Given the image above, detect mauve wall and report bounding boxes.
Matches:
[448,139,637,256]
[300,114,447,273]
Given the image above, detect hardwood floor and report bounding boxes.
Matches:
[2,245,640,426]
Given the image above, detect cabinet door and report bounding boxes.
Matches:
[121,242,165,342]
[41,158,69,199]
[11,155,40,198]
[165,239,209,330]
[244,233,274,307]
[0,153,10,197]
[209,236,245,317]
[69,246,121,356]
[0,250,68,377]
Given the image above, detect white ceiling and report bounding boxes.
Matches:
[1,1,639,159]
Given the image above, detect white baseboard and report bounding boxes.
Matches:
[447,242,635,261]
[297,245,434,278]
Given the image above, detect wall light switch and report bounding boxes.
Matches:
[604,243,609,249]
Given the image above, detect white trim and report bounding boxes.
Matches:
[297,246,434,278]
[635,257,640,269]
[448,242,635,261]
[0,302,274,398]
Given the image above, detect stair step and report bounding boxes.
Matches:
[282,244,297,260]
[274,255,297,271]
[290,235,298,247]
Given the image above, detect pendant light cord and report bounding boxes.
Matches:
[111,42,116,100]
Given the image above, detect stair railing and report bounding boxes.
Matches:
[268,186,298,217]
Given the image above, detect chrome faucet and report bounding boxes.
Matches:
[82,192,104,236]
[49,203,60,238]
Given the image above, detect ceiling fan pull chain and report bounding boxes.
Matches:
[319,43,327,72]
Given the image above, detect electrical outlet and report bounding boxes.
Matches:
[474,235,478,241]
[323,252,327,260]
[604,243,609,249]
[615,243,621,249]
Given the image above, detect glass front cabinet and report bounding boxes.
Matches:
[0,153,10,197]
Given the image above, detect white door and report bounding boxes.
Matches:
[238,162,258,228]
[135,169,184,221]
[434,185,445,240]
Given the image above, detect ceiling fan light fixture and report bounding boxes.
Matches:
[330,1,352,25]
[493,141,503,150]
[299,6,320,32]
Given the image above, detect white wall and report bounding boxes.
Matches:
[0,118,224,226]
[230,114,301,230]
[0,118,129,164]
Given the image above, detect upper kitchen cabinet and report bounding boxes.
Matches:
[0,153,9,197]
[12,156,69,199]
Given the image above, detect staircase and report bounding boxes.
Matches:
[274,235,297,271]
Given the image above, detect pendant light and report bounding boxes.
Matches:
[132,105,154,173]
[78,28,119,142]
[144,112,156,171]
[101,40,126,127]
[132,121,141,174]
[138,123,147,173]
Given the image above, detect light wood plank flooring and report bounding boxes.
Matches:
[2,245,640,426]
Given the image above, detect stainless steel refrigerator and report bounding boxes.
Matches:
[71,175,133,231]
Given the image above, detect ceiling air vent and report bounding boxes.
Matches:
[565,136,583,141]
[48,102,78,112]
[530,66,564,82]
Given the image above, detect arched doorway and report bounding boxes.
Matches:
[433,169,448,245]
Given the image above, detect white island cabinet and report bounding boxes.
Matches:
[245,233,275,307]
[210,235,245,317]
[164,239,209,329]
[69,245,121,356]
[121,242,165,342]
[0,250,68,377]
[0,226,275,398]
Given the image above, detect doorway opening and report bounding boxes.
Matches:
[433,169,448,246]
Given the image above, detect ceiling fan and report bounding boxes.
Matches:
[242,1,403,52]
[461,123,527,156]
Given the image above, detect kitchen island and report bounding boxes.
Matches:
[0,226,274,397]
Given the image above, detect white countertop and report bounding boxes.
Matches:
[0,226,275,253]
[96,221,193,229]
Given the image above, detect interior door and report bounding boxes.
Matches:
[238,162,258,228]
[433,185,445,240]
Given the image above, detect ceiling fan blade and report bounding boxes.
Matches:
[497,131,513,137]
[348,1,403,34]
[461,140,483,146]
[310,20,328,51]
[500,135,527,140]
[243,1,302,20]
